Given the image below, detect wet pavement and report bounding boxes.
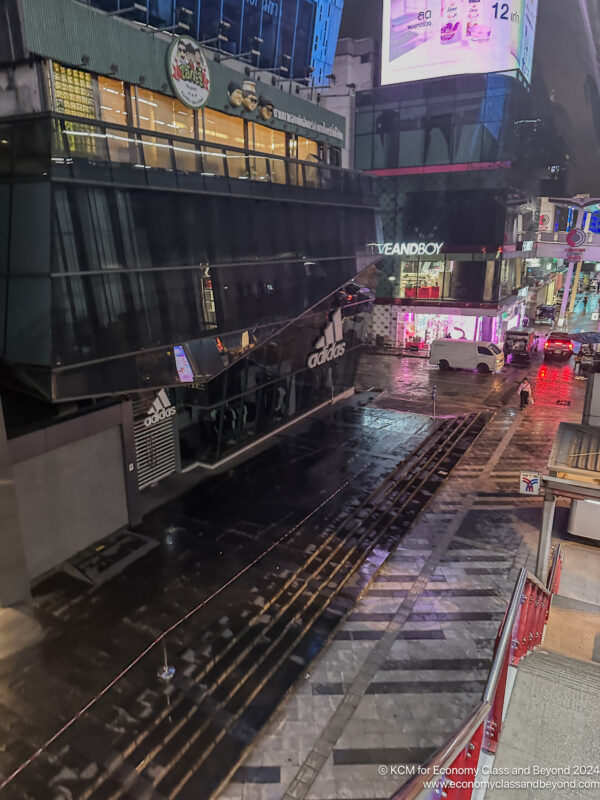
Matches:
[217,351,589,800]
[0,399,437,799]
[0,339,592,800]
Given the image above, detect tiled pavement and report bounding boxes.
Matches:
[218,358,586,800]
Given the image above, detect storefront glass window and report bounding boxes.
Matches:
[98,76,128,125]
[398,260,445,300]
[131,87,195,139]
[48,62,329,178]
[202,108,245,149]
[52,62,96,118]
[51,63,98,157]
[248,123,286,157]
[98,77,130,161]
[297,136,318,162]
[400,313,480,351]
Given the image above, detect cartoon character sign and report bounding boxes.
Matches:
[168,36,210,108]
[258,96,274,121]
[241,80,258,112]
[227,82,244,107]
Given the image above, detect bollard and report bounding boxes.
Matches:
[157,638,175,682]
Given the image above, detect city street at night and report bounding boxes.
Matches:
[3,1,600,799]
[0,340,594,799]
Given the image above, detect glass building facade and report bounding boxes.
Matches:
[0,0,380,487]
[355,73,521,173]
[80,0,344,83]
[173,281,373,466]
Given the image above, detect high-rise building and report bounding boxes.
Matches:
[75,0,345,85]
[0,0,379,602]
[333,0,600,349]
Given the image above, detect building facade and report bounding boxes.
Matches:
[0,0,379,600]
[77,0,345,84]
[334,0,600,349]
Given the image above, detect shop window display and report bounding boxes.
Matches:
[398,260,446,300]
[401,313,480,351]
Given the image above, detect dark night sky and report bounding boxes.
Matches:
[339,0,382,41]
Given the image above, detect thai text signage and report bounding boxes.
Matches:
[368,242,445,257]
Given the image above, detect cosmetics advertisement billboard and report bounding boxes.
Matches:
[381,0,539,86]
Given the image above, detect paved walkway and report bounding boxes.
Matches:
[218,356,588,800]
[486,650,600,800]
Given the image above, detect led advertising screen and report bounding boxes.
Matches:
[381,0,539,86]
[173,345,195,383]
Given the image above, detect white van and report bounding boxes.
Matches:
[429,339,504,374]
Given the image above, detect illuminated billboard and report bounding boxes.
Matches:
[381,0,539,86]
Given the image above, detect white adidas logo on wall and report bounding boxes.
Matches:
[144,389,176,428]
[307,308,347,369]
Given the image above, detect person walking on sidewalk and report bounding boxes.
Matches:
[518,377,533,410]
[583,294,589,313]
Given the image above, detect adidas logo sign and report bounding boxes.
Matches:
[307,308,346,369]
[144,389,176,428]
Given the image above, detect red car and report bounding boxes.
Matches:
[544,332,574,361]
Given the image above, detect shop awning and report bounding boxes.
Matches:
[548,422,600,480]
[569,332,600,345]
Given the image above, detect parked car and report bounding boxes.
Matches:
[430,339,505,374]
[503,327,539,362]
[535,305,556,325]
[543,331,574,361]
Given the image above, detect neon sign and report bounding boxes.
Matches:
[369,242,445,256]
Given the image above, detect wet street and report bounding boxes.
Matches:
[0,338,591,800]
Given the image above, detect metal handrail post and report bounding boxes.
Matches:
[484,636,511,754]
[512,579,531,665]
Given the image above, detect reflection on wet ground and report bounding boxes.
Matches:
[1,400,438,797]
[0,338,591,799]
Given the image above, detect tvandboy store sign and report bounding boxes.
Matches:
[369,242,445,257]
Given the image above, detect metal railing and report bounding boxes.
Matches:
[0,112,378,206]
[389,544,564,800]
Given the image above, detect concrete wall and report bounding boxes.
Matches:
[321,38,377,169]
[12,427,129,579]
[0,63,45,117]
[0,403,30,606]
[8,405,133,579]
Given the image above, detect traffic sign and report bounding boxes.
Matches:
[520,472,541,495]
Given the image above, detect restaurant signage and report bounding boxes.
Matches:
[168,36,211,108]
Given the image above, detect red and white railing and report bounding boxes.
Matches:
[390,545,564,800]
